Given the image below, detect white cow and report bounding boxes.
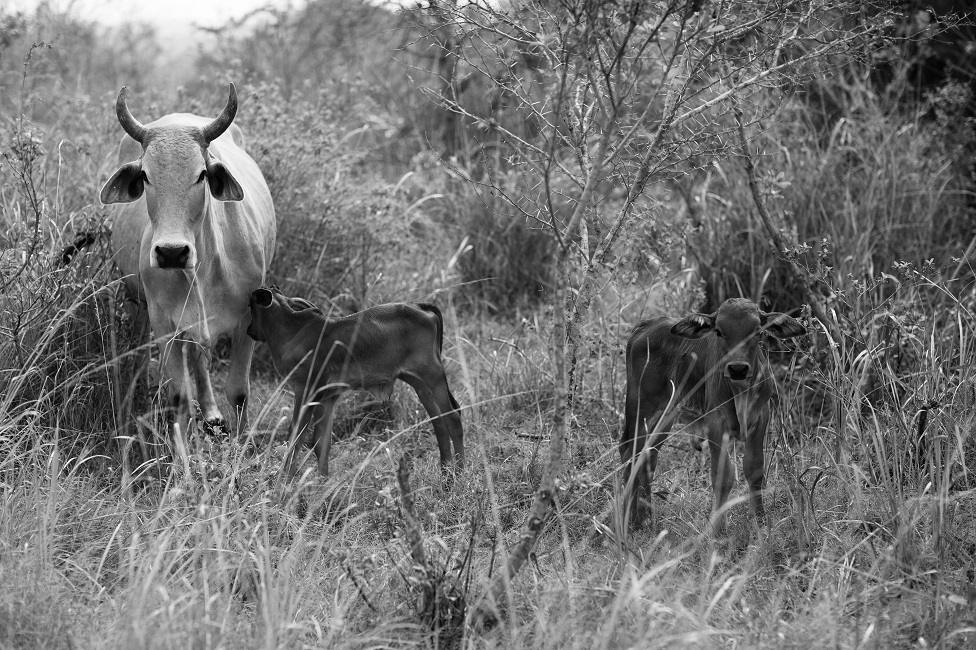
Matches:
[99,84,276,431]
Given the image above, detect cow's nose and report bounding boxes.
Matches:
[156,244,191,269]
[727,362,750,381]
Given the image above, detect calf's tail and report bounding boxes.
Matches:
[417,302,460,412]
[417,302,445,355]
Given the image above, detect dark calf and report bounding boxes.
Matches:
[248,287,463,478]
[620,298,805,534]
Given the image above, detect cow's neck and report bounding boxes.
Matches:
[190,193,223,278]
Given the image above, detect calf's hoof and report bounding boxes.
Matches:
[626,496,654,530]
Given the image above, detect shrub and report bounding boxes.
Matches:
[408,162,557,316]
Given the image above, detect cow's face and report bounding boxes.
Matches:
[99,85,244,270]
[671,298,805,389]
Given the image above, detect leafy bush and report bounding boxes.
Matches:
[405,161,557,315]
[680,74,975,314]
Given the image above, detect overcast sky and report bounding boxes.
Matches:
[9,0,300,36]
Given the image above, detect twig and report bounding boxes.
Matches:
[0,42,51,293]
[731,98,841,344]
[397,455,427,568]
[470,262,570,630]
[343,562,378,613]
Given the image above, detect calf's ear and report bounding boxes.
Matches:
[253,288,274,308]
[761,311,806,339]
[100,162,144,204]
[671,313,716,339]
[289,297,320,312]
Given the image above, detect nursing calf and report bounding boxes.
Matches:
[620,298,805,534]
[247,287,463,478]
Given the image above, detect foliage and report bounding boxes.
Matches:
[0,3,165,118]
[0,0,975,647]
[196,0,398,102]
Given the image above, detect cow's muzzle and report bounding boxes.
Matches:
[155,244,191,269]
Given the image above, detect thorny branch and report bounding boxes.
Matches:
[397,454,428,569]
[450,0,896,628]
[0,41,52,293]
[731,98,840,343]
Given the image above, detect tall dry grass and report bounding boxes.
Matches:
[2,3,976,648]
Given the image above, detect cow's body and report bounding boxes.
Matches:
[101,85,276,430]
[620,298,805,534]
[247,288,463,478]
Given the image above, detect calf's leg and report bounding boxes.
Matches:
[401,369,464,470]
[225,325,255,434]
[707,420,735,536]
[620,387,670,526]
[742,440,766,523]
[285,392,317,478]
[310,396,338,477]
[743,407,771,523]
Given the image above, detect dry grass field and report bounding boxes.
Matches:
[2,1,976,648]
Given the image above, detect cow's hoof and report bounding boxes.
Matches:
[203,417,228,438]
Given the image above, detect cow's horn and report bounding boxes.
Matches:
[201,83,238,144]
[116,86,147,144]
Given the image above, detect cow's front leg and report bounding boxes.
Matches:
[186,338,223,431]
[225,324,255,434]
[121,296,152,416]
[158,332,194,426]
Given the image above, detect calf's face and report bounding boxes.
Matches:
[247,287,321,342]
[670,298,805,389]
[246,288,277,342]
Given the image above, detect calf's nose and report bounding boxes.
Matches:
[155,244,191,269]
[726,362,750,381]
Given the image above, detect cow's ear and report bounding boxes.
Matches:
[253,288,274,308]
[206,160,244,201]
[761,312,806,339]
[99,162,144,204]
[671,313,716,339]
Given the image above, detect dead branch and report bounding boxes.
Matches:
[731,98,841,344]
[397,455,427,569]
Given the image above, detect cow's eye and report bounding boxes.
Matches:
[196,170,207,184]
[715,329,725,338]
